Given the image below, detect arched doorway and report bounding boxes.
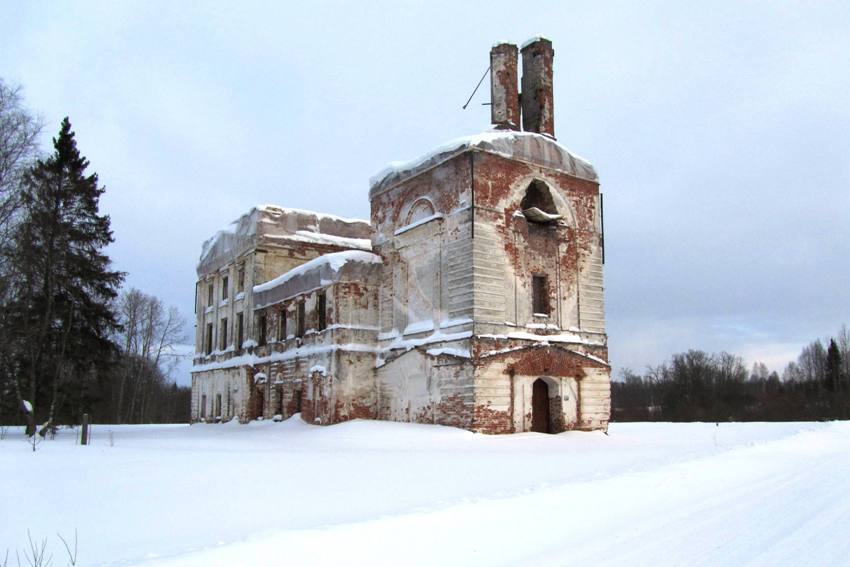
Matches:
[531,378,551,433]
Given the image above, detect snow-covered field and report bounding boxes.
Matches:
[2,418,849,566]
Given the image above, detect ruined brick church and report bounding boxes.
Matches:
[191,38,611,433]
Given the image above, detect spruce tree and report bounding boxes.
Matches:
[826,339,841,394]
[7,117,124,433]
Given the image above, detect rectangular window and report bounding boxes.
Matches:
[205,323,213,354]
[258,314,267,346]
[237,265,245,293]
[278,308,287,341]
[200,394,207,418]
[317,292,327,331]
[207,282,214,306]
[236,312,244,349]
[222,275,229,300]
[532,275,549,315]
[296,302,305,338]
[220,318,228,350]
[215,394,222,417]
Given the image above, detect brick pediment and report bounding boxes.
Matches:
[480,344,608,378]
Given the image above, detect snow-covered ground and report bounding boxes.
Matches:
[2,418,849,566]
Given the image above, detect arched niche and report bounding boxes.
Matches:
[406,197,436,225]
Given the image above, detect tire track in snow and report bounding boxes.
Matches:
[128,423,850,567]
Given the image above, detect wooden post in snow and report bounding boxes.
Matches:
[81,413,90,445]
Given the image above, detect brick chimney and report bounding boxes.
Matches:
[520,38,555,138]
[489,43,520,130]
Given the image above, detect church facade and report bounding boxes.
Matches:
[191,38,611,434]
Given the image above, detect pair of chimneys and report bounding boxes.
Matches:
[490,38,555,138]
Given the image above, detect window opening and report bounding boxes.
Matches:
[279,308,287,341]
[521,180,561,223]
[275,386,284,415]
[236,313,244,349]
[317,292,327,331]
[532,275,549,315]
[258,314,267,346]
[220,318,228,350]
[207,282,214,305]
[222,275,229,300]
[237,265,245,293]
[296,301,305,338]
[205,323,213,355]
[255,387,264,420]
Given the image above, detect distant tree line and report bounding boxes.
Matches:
[613,326,850,422]
[0,79,190,433]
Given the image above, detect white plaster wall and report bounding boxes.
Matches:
[579,367,611,430]
[191,367,250,422]
[377,349,474,426]
[378,350,433,422]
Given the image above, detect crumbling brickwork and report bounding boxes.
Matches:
[521,38,555,138]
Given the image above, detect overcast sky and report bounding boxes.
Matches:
[3,1,849,383]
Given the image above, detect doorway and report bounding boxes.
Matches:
[531,378,551,433]
[254,387,265,420]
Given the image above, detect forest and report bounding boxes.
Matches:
[612,328,850,422]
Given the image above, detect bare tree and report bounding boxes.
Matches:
[837,325,850,391]
[114,289,186,423]
[0,79,43,241]
[0,80,43,427]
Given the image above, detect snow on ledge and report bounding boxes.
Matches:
[254,204,368,226]
[478,330,605,346]
[394,213,444,236]
[441,317,472,329]
[521,36,551,49]
[274,230,371,251]
[403,320,435,335]
[193,343,380,373]
[253,251,382,294]
[426,347,471,358]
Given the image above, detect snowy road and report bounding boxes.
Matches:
[2,420,848,566]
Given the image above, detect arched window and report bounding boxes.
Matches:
[407,198,435,225]
[521,179,561,223]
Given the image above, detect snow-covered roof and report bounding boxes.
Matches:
[252,250,383,309]
[369,130,597,197]
[198,205,372,275]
